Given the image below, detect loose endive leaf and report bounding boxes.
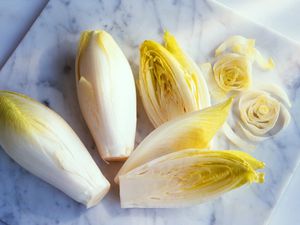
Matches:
[76,30,137,161]
[115,98,233,183]
[200,62,227,101]
[222,123,256,151]
[0,91,110,208]
[120,149,264,208]
[215,35,274,70]
[213,53,252,92]
[257,84,292,107]
[139,32,210,128]
[223,88,291,149]
[238,90,291,141]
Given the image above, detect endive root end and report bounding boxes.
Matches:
[103,155,128,162]
[86,182,111,208]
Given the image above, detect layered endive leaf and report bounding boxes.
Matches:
[0,91,110,208]
[120,149,264,208]
[76,30,137,161]
[213,53,252,92]
[139,32,210,128]
[238,90,291,142]
[115,98,233,183]
[215,35,274,70]
[223,88,291,149]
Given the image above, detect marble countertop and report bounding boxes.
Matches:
[0,1,299,225]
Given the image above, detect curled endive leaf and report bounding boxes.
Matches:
[223,87,291,148]
[0,91,110,208]
[115,98,233,183]
[139,32,210,127]
[120,149,264,208]
[238,89,291,142]
[215,35,275,70]
[76,30,136,161]
[213,53,252,93]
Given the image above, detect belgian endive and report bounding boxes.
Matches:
[139,32,210,128]
[120,149,264,208]
[76,30,136,161]
[0,91,110,208]
[115,98,233,183]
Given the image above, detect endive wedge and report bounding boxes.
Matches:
[115,98,233,183]
[76,30,136,161]
[139,32,210,128]
[120,149,264,208]
[0,91,110,208]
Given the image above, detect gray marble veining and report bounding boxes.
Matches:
[0,0,300,224]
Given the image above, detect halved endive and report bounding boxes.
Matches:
[139,32,210,127]
[0,91,110,208]
[120,149,264,208]
[76,30,136,161]
[115,98,233,183]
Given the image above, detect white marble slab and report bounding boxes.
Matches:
[220,0,300,43]
[0,0,300,225]
[0,0,47,68]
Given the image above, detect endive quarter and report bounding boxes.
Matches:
[115,98,233,183]
[139,32,210,128]
[0,91,110,208]
[76,30,136,161]
[120,149,264,208]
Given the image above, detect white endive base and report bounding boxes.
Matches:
[85,183,110,208]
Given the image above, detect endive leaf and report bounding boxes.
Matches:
[115,98,233,183]
[223,88,291,149]
[0,91,110,208]
[213,53,252,92]
[120,149,264,208]
[238,90,291,141]
[215,35,274,70]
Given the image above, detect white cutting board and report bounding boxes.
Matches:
[0,0,300,224]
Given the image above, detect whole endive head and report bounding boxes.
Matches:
[76,30,137,161]
[139,32,210,128]
[0,91,110,208]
